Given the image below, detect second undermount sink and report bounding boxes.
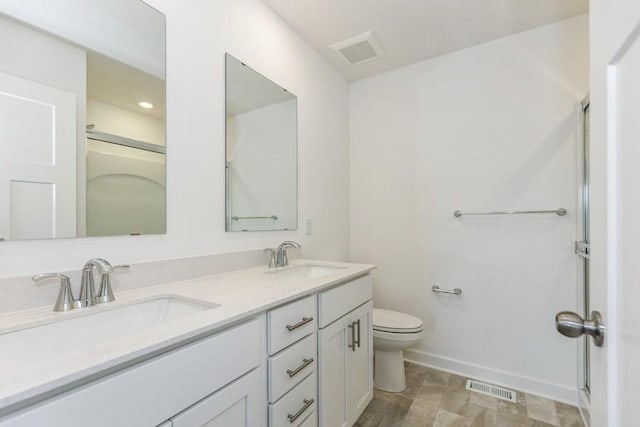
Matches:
[0,296,219,365]
[267,263,347,279]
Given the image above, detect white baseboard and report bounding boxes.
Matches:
[403,349,579,406]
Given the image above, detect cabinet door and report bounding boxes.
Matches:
[347,301,373,425]
[318,315,350,427]
[170,369,263,427]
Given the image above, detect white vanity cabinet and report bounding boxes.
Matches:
[0,263,376,427]
[160,368,262,427]
[267,295,318,427]
[0,318,266,427]
[317,275,373,427]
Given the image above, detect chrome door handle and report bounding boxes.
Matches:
[355,319,361,348]
[555,310,605,347]
[286,358,314,378]
[286,316,313,332]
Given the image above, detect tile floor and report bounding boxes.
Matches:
[355,362,584,427]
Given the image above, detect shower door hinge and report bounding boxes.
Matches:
[575,241,590,259]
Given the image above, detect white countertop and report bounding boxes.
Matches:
[0,259,375,414]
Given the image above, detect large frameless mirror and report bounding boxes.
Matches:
[0,0,166,240]
[225,54,297,232]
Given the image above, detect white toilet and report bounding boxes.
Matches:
[372,308,424,392]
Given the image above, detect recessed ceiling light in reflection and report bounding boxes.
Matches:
[139,101,154,109]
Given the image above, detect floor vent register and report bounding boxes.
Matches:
[465,379,517,402]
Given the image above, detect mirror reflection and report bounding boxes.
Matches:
[0,0,166,240]
[225,54,297,232]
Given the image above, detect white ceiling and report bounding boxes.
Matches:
[87,51,165,120]
[262,0,589,81]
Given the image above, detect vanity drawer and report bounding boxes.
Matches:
[318,275,372,328]
[269,373,317,427]
[268,333,317,402]
[268,295,317,355]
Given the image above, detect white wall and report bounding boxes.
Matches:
[589,2,640,426]
[0,0,350,279]
[350,15,588,403]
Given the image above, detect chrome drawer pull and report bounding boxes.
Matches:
[287,358,314,378]
[286,316,313,332]
[287,398,314,423]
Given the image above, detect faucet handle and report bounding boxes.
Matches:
[32,273,75,312]
[264,249,277,269]
[96,264,129,304]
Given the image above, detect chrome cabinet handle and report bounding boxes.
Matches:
[286,358,314,378]
[348,321,356,351]
[355,319,361,348]
[287,398,314,423]
[286,316,313,332]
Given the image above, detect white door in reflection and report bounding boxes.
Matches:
[86,140,165,236]
[0,71,76,240]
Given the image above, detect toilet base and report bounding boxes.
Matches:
[374,349,406,392]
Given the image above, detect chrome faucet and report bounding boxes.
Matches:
[32,258,129,311]
[79,258,111,307]
[79,258,129,307]
[276,241,301,268]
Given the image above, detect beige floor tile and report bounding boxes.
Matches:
[469,392,498,410]
[423,367,451,387]
[356,391,414,427]
[401,399,440,427]
[465,403,497,427]
[446,374,468,392]
[433,409,467,427]
[440,391,470,416]
[404,362,429,399]
[496,411,536,427]
[358,363,583,427]
[525,394,560,426]
[497,391,527,417]
[555,401,584,427]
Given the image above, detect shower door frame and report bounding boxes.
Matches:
[576,94,591,424]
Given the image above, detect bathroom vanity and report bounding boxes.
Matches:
[0,260,375,427]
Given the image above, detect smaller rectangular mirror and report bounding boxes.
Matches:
[225,54,297,232]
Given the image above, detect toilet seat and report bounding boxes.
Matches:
[373,308,423,334]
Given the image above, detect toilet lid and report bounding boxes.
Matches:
[373,308,423,333]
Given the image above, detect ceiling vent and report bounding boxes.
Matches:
[330,31,386,66]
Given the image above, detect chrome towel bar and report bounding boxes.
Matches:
[432,285,462,295]
[231,215,278,221]
[453,208,567,218]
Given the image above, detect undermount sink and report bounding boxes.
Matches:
[267,264,346,279]
[0,296,219,366]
